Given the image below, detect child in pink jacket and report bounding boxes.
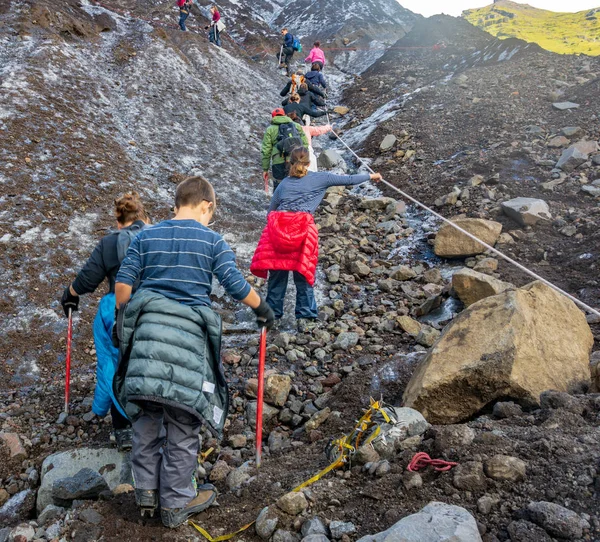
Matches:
[305,41,325,69]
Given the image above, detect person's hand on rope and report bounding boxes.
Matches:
[369,173,382,183]
[253,297,275,330]
[61,286,79,317]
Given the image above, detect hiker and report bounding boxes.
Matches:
[305,41,325,70]
[287,111,332,172]
[280,71,325,99]
[113,176,275,528]
[279,28,295,76]
[305,62,327,91]
[283,93,327,124]
[251,148,381,331]
[177,0,193,31]
[205,5,222,47]
[60,192,149,451]
[261,108,309,192]
[282,83,325,109]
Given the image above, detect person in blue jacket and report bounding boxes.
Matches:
[60,192,149,451]
[280,28,295,77]
[305,62,327,91]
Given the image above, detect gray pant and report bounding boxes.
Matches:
[132,402,201,509]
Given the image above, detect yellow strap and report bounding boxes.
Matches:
[292,454,346,492]
[200,447,215,462]
[190,520,255,542]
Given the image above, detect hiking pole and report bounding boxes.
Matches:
[65,308,73,414]
[278,45,283,66]
[255,326,267,468]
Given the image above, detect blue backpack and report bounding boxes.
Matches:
[292,36,302,52]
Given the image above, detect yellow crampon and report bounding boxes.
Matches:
[190,399,389,541]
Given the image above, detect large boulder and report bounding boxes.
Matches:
[501,197,552,226]
[452,268,513,306]
[403,281,593,424]
[356,502,482,542]
[317,149,344,170]
[38,448,131,513]
[434,219,502,258]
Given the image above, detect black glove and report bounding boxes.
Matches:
[112,307,120,348]
[253,297,275,330]
[61,286,79,317]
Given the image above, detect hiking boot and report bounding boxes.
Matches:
[114,428,133,452]
[136,489,158,518]
[297,318,318,334]
[161,484,217,528]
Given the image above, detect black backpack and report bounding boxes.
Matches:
[275,122,304,157]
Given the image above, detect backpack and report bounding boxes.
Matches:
[292,36,302,52]
[116,223,145,263]
[275,122,304,158]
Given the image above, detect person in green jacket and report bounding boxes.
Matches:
[261,108,309,193]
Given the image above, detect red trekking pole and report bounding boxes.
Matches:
[65,308,73,414]
[255,326,267,468]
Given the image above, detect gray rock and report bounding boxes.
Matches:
[38,448,131,513]
[8,523,35,542]
[45,521,62,539]
[507,520,553,542]
[561,126,583,138]
[0,528,9,542]
[37,504,65,525]
[477,495,495,515]
[256,506,279,540]
[527,501,585,539]
[52,468,109,502]
[592,154,600,165]
[329,521,356,539]
[372,407,429,459]
[492,401,522,419]
[301,517,328,537]
[273,530,301,542]
[332,332,359,350]
[79,508,103,525]
[246,401,279,430]
[349,261,371,277]
[0,490,35,526]
[380,135,397,152]
[389,265,417,281]
[552,102,580,110]
[556,146,588,172]
[56,412,68,425]
[501,197,551,226]
[326,265,340,283]
[581,185,600,197]
[453,461,487,491]
[301,536,330,542]
[317,150,344,170]
[484,455,526,482]
[402,471,423,490]
[268,431,291,454]
[226,461,253,490]
[359,197,397,211]
[433,425,475,452]
[356,502,482,542]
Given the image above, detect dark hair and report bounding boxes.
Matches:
[314,41,320,48]
[311,62,321,72]
[289,148,310,178]
[175,176,216,210]
[287,111,300,122]
[290,93,300,103]
[299,83,308,92]
[114,192,147,225]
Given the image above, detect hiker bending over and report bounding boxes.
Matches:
[113,177,274,528]
[287,111,332,172]
[305,41,325,70]
[280,28,295,76]
[280,71,325,99]
[261,108,308,192]
[282,83,325,110]
[283,93,326,125]
[205,5,222,47]
[60,192,149,451]
[251,148,381,332]
[177,0,193,31]
[305,62,327,91]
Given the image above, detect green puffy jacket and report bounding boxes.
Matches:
[261,115,309,172]
[113,290,228,437]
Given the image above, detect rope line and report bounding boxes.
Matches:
[325,112,600,318]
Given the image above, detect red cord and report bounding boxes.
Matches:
[407,452,457,472]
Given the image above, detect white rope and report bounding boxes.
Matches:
[325,111,600,318]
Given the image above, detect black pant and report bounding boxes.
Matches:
[282,47,294,73]
[111,403,131,430]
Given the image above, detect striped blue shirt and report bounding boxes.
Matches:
[116,219,251,307]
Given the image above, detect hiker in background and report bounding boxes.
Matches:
[279,28,295,76]
[287,111,332,172]
[251,148,382,332]
[177,0,193,31]
[283,93,327,125]
[305,41,325,70]
[280,70,325,99]
[60,192,149,451]
[305,62,327,92]
[113,177,274,528]
[205,5,222,47]
[261,108,308,192]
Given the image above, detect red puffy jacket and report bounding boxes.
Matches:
[251,211,319,285]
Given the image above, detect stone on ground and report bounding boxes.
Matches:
[317,149,344,170]
[265,374,292,407]
[276,491,308,515]
[332,106,349,115]
[246,401,279,430]
[379,134,396,152]
[501,197,552,226]
[52,468,109,502]
[356,502,482,542]
[552,102,579,110]
[434,218,502,258]
[527,501,586,539]
[452,268,513,306]
[0,433,27,460]
[403,281,593,424]
[484,455,526,482]
[256,506,279,540]
[556,146,588,172]
[329,521,356,539]
[371,407,429,458]
[37,448,131,513]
